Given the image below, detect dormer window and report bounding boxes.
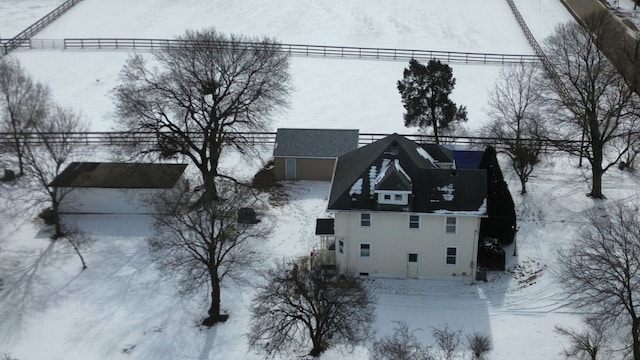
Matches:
[374,158,412,206]
[377,191,409,205]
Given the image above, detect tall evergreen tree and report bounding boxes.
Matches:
[397,59,467,144]
[478,146,516,245]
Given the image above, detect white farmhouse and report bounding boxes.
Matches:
[49,162,187,214]
[322,134,487,279]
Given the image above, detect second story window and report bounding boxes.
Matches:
[360,213,371,227]
[445,217,457,234]
[409,215,420,229]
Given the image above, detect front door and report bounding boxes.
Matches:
[407,253,418,279]
[285,158,296,180]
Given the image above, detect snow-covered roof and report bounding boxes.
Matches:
[328,134,486,214]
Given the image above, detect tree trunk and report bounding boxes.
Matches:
[589,141,604,198]
[309,334,324,357]
[51,198,63,238]
[519,176,527,195]
[202,271,226,326]
[432,116,440,145]
[633,318,640,360]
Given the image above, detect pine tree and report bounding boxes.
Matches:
[397,59,467,144]
[478,146,516,245]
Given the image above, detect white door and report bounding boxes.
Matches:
[285,158,296,180]
[407,253,418,279]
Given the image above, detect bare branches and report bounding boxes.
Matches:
[540,13,640,198]
[21,105,87,238]
[0,56,51,175]
[149,180,268,325]
[248,261,375,357]
[372,321,433,360]
[555,317,611,360]
[113,28,291,201]
[483,63,545,195]
[557,201,640,359]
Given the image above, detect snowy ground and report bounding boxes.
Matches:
[3,0,639,359]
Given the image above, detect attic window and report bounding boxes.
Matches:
[377,192,408,205]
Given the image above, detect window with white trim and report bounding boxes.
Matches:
[445,247,458,265]
[338,240,344,254]
[360,213,371,227]
[394,194,403,201]
[409,215,420,229]
[445,217,457,234]
[360,243,371,258]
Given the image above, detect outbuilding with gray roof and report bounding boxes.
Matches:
[273,128,359,181]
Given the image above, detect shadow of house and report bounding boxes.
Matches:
[273,128,359,181]
[49,162,187,215]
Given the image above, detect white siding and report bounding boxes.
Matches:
[334,211,480,278]
[59,188,172,214]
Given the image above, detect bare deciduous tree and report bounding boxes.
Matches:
[483,63,545,195]
[0,56,50,176]
[540,12,640,198]
[113,28,291,203]
[22,105,87,238]
[248,261,375,357]
[432,324,462,360]
[557,201,640,360]
[149,181,266,326]
[555,317,611,360]
[372,321,433,360]
[467,332,492,360]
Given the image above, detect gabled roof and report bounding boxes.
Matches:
[273,128,359,158]
[49,162,187,189]
[374,159,412,192]
[328,134,487,214]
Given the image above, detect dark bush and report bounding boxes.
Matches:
[252,160,276,189]
[38,207,58,225]
[478,237,505,270]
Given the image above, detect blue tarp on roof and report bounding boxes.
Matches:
[452,150,484,169]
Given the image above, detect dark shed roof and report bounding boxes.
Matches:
[328,134,487,214]
[49,162,188,189]
[273,128,359,158]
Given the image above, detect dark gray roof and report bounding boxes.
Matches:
[374,160,412,192]
[315,218,335,235]
[328,134,487,214]
[49,162,188,189]
[273,128,359,158]
[421,144,454,164]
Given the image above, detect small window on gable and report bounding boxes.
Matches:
[360,243,371,258]
[409,215,420,229]
[338,240,344,254]
[360,213,371,227]
[446,217,457,234]
[446,247,457,265]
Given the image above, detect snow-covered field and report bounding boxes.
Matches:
[2,0,640,359]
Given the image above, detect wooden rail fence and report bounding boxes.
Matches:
[61,38,541,64]
[0,131,580,154]
[1,0,83,56]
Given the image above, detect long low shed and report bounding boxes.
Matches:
[49,162,187,214]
